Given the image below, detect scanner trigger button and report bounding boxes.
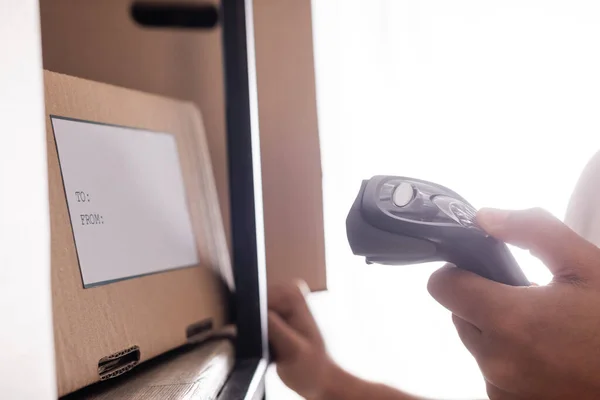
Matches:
[392,182,415,207]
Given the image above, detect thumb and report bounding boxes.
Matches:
[477,207,600,280]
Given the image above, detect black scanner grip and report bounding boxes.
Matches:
[444,237,530,286]
[346,176,530,287]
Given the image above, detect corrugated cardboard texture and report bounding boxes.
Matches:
[254,0,327,290]
[44,70,231,396]
[39,0,328,291]
[65,340,234,400]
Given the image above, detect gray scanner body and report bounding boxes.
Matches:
[346,176,529,286]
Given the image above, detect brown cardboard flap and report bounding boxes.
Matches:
[44,70,231,396]
[254,0,327,291]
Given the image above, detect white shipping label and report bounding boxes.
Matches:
[51,116,199,287]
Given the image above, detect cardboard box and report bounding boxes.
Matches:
[44,70,231,396]
[254,0,327,290]
[39,0,327,291]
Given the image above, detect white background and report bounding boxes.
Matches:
[269,1,600,399]
[0,0,56,397]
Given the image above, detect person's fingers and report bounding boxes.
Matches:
[268,280,310,316]
[477,208,600,280]
[268,281,323,344]
[268,311,305,361]
[452,314,483,357]
[428,264,523,328]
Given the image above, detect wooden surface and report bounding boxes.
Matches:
[45,71,231,396]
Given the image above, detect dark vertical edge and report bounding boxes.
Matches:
[221,0,269,361]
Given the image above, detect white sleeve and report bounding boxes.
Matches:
[564,150,600,246]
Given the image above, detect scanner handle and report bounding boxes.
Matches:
[445,237,530,287]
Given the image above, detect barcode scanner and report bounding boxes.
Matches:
[346,176,530,286]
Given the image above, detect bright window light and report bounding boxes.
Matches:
[309,1,600,398]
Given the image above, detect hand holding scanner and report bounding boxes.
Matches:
[346,176,530,286]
